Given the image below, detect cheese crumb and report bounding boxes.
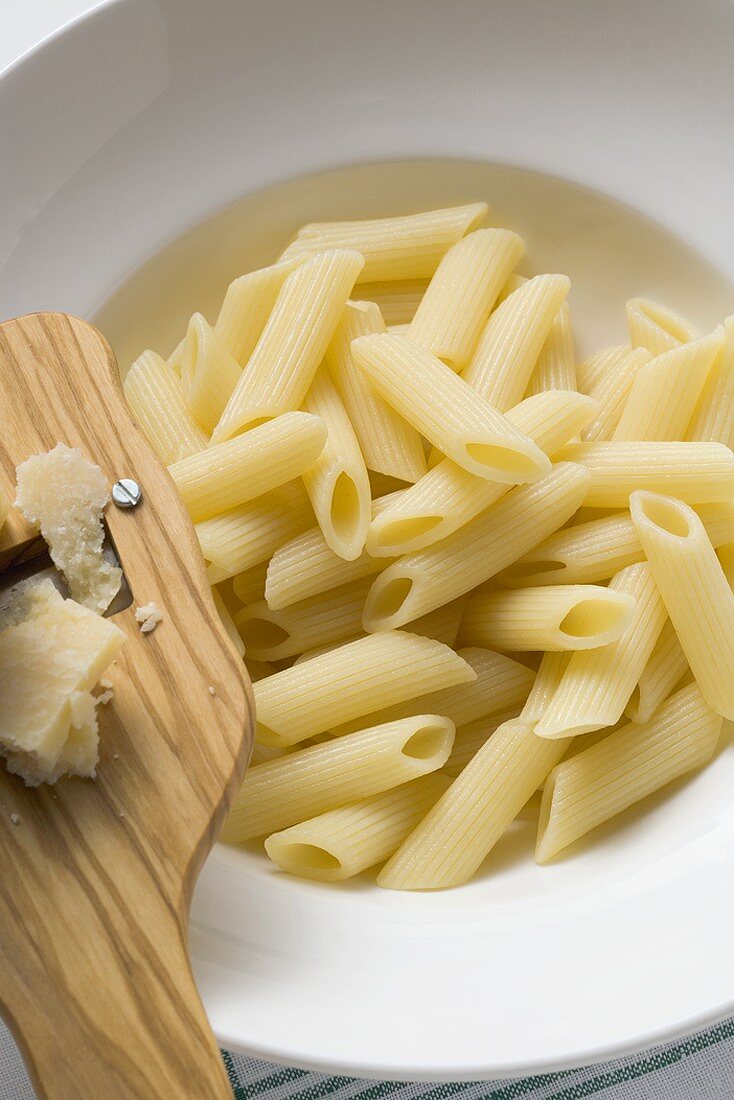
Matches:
[15,444,121,613]
[135,602,163,633]
[10,813,20,826]
[99,677,113,690]
[96,690,114,706]
[208,686,216,696]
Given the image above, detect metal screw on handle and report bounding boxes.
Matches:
[112,479,142,509]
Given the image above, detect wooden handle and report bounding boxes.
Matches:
[0,313,252,1099]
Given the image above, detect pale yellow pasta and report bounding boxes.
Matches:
[581,347,651,442]
[534,563,667,739]
[367,391,596,557]
[626,297,699,355]
[630,491,734,719]
[497,502,734,588]
[362,463,589,631]
[329,646,534,738]
[223,714,455,842]
[234,578,373,661]
[230,561,269,607]
[357,280,429,324]
[625,620,689,724]
[123,350,206,463]
[167,337,184,374]
[196,481,313,583]
[179,313,242,433]
[245,658,276,683]
[497,272,528,303]
[719,542,734,589]
[253,631,474,747]
[687,316,734,447]
[301,369,371,560]
[554,441,734,507]
[520,651,570,723]
[443,706,525,777]
[377,718,569,890]
[214,258,299,365]
[211,588,245,659]
[407,229,525,369]
[613,329,723,441]
[280,203,487,282]
[169,411,326,523]
[536,684,721,862]
[526,302,576,395]
[460,585,634,652]
[404,598,466,648]
[461,275,571,410]
[324,301,427,484]
[212,250,363,441]
[351,333,549,484]
[576,346,630,396]
[264,773,451,881]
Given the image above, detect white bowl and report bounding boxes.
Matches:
[2,0,734,1081]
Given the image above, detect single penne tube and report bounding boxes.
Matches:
[366,391,596,557]
[351,333,550,484]
[576,346,631,396]
[264,773,452,881]
[377,718,569,890]
[211,589,244,658]
[362,463,590,631]
[230,561,269,608]
[459,585,635,652]
[536,684,722,863]
[223,714,455,842]
[626,297,699,355]
[497,272,528,302]
[357,279,429,324]
[123,350,206,463]
[630,491,734,719]
[407,229,525,369]
[687,315,734,447]
[496,501,734,588]
[212,249,364,440]
[167,337,184,374]
[612,329,723,441]
[719,542,734,588]
[443,706,524,777]
[197,481,313,583]
[404,597,466,648]
[179,313,242,433]
[253,631,474,747]
[301,369,371,560]
[324,301,427,484]
[534,563,668,739]
[526,302,576,394]
[233,577,373,662]
[214,258,299,365]
[461,274,571,410]
[520,651,570,722]
[329,646,534,738]
[580,347,651,442]
[169,411,327,523]
[554,441,734,507]
[625,620,689,724]
[280,203,487,282]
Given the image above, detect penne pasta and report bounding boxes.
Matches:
[377,718,569,890]
[554,441,734,507]
[407,229,525,369]
[301,368,371,560]
[404,598,467,648]
[324,301,427,484]
[280,203,487,282]
[223,714,455,842]
[520,651,570,723]
[214,258,299,365]
[351,333,550,484]
[534,563,667,739]
[212,250,364,440]
[526,302,576,395]
[719,542,734,589]
[536,684,721,862]
[169,411,327,522]
[687,316,734,447]
[625,620,689,725]
[576,346,630,397]
[253,631,475,747]
[580,347,651,442]
[626,297,699,355]
[264,773,451,881]
[230,561,269,608]
[357,280,429,325]
[461,274,570,410]
[167,337,184,374]
[630,491,734,719]
[443,706,525,777]
[459,585,634,652]
[362,463,589,631]
[612,329,723,441]
[179,313,242,433]
[366,391,596,557]
[123,350,206,464]
[245,658,276,683]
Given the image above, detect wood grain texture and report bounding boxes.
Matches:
[0,313,253,1099]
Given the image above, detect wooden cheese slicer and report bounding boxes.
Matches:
[0,313,253,1099]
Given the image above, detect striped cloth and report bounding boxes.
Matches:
[2,1017,734,1098]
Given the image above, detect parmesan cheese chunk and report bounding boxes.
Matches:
[134,602,163,633]
[0,581,125,785]
[15,443,122,613]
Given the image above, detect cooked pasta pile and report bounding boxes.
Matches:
[124,203,734,890]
